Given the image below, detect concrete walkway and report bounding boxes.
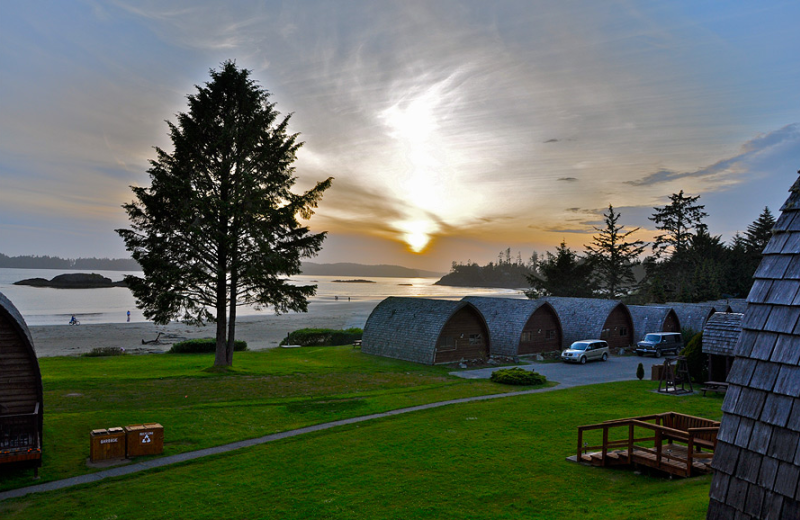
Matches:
[0,354,664,502]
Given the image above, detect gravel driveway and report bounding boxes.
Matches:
[451,354,668,389]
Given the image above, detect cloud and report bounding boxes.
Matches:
[558,177,579,182]
[544,138,559,143]
[626,124,800,187]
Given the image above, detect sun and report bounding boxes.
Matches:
[397,220,436,253]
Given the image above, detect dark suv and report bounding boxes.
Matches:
[635,332,683,358]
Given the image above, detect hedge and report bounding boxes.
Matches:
[280,328,363,347]
[169,338,248,354]
[490,367,547,386]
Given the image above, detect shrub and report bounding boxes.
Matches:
[280,328,363,347]
[636,362,645,381]
[681,332,706,383]
[490,368,547,386]
[83,346,126,357]
[169,338,248,354]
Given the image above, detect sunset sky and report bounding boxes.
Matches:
[2,1,800,272]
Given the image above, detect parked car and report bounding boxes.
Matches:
[635,332,683,358]
[561,340,609,364]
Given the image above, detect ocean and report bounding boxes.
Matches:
[0,268,523,326]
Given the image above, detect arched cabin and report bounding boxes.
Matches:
[628,305,681,342]
[462,296,562,357]
[0,292,43,477]
[540,297,634,351]
[654,303,725,335]
[362,297,490,365]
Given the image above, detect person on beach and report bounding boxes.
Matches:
[127,310,131,322]
[69,315,78,325]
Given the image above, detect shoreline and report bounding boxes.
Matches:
[29,300,381,357]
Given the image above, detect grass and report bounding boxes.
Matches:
[1,346,534,492]
[0,347,724,519]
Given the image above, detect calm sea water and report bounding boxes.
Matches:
[0,268,522,326]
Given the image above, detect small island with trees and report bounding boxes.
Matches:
[14,273,128,289]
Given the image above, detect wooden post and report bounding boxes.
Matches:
[655,429,663,469]
[687,435,694,477]
[628,423,634,464]
[602,426,609,467]
[577,428,583,459]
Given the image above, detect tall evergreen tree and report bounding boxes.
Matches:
[649,191,708,258]
[117,61,332,367]
[525,241,596,298]
[744,206,776,255]
[585,205,646,299]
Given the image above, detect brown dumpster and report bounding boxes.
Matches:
[124,423,164,457]
[90,427,126,462]
[651,364,663,381]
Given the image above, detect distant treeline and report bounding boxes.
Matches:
[0,253,140,271]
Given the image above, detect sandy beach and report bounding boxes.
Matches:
[29,300,380,357]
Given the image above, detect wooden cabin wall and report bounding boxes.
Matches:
[518,307,561,354]
[600,307,633,349]
[662,311,680,333]
[0,313,38,415]
[434,307,489,363]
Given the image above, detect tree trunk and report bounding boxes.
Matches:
[214,245,230,367]
[214,280,229,367]
[227,273,237,365]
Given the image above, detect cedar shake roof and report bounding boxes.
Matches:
[707,173,800,519]
[462,296,561,357]
[653,302,719,333]
[702,312,744,357]
[628,305,681,342]
[705,299,748,314]
[539,297,630,349]
[361,297,486,365]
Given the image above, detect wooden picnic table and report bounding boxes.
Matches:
[701,381,729,396]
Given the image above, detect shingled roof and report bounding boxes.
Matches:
[653,302,720,334]
[462,296,561,357]
[628,305,681,342]
[361,297,488,365]
[702,312,744,357]
[707,173,800,519]
[705,299,748,314]
[539,297,631,349]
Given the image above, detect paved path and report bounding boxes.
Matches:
[451,354,665,389]
[0,354,664,502]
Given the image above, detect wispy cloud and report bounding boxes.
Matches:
[626,124,800,187]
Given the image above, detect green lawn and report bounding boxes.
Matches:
[0,347,723,519]
[1,347,534,492]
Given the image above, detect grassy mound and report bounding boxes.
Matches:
[280,327,362,346]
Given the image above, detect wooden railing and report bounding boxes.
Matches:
[576,412,719,477]
[0,403,41,452]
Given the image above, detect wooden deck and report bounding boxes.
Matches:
[573,412,719,478]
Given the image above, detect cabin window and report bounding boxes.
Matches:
[469,334,482,346]
[438,336,456,352]
[620,327,628,336]
[521,331,532,342]
[546,329,556,340]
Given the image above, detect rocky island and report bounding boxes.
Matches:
[14,273,128,289]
